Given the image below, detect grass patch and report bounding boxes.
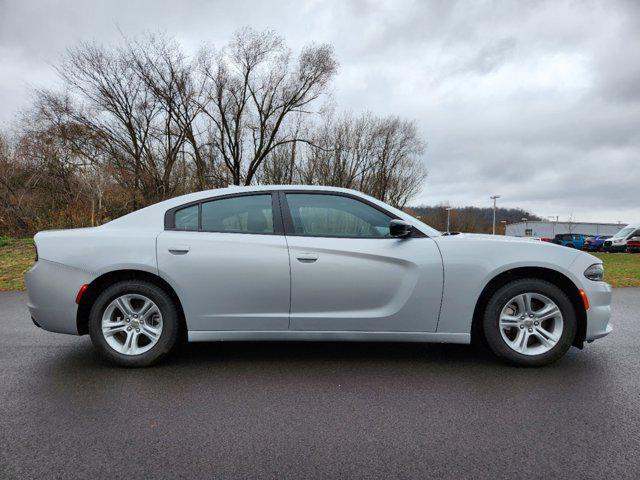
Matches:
[592,253,640,288]
[0,237,35,291]
[1,237,639,291]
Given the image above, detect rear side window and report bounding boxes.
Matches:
[285,193,391,238]
[201,195,274,233]
[174,204,199,231]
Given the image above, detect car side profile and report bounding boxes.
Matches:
[603,223,640,252]
[582,235,612,252]
[552,233,590,249]
[627,236,640,253]
[26,186,612,367]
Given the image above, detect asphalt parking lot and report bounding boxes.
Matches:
[1,290,639,479]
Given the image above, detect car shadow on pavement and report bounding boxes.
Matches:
[42,337,502,372]
[169,340,499,367]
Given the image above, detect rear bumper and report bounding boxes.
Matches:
[583,281,613,342]
[602,245,625,252]
[26,260,94,335]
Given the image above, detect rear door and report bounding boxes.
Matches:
[157,192,290,332]
[281,191,443,332]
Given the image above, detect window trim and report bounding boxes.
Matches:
[278,190,426,239]
[164,191,284,235]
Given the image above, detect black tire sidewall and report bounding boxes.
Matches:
[483,279,577,367]
[88,280,179,367]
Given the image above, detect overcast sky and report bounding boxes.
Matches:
[1,0,638,222]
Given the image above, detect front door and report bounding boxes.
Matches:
[281,192,443,332]
[157,192,290,332]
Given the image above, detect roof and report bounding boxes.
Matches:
[104,184,441,237]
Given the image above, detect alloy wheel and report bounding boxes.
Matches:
[498,292,563,356]
[101,294,163,355]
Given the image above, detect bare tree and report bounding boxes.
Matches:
[53,41,181,206]
[128,34,211,190]
[198,27,338,185]
[296,113,426,208]
[1,28,433,236]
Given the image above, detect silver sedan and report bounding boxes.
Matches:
[26,186,612,367]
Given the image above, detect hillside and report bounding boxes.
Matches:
[408,205,542,234]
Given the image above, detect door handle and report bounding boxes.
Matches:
[168,246,190,255]
[296,252,318,263]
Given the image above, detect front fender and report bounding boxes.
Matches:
[434,235,581,334]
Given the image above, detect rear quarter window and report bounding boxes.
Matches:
[174,204,198,231]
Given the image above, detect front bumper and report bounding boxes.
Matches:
[583,281,613,342]
[26,260,94,335]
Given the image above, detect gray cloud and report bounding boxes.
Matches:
[0,0,638,223]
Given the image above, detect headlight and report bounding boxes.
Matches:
[584,263,604,281]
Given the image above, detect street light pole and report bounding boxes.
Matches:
[446,207,453,233]
[490,195,501,235]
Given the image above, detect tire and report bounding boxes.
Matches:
[482,278,577,367]
[88,280,180,367]
[566,243,575,248]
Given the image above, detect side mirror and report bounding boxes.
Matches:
[389,219,413,238]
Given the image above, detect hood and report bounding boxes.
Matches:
[436,233,547,244]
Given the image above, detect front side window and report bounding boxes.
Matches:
[201,195,274,233]
[285,194,392,238]
[174,204,199,231]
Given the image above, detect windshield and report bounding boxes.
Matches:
[612,227,634,239]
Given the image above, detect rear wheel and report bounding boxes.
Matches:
[482,278,576,366]
[88,280,180,367]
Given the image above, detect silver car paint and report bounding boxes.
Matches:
[157,231,290,331]
[26,185,612,345]
[285,235,443,332]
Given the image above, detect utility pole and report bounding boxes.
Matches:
[446,207,453,233]
[548,216,557,236]
[490,195,501,235]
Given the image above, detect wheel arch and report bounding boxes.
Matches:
[76,269,187,338]
[471,267,587,349]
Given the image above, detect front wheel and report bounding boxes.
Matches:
[482,279,577,367]
[88,280,180,367]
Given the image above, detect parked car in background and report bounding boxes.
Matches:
[627,236,640,253]
[540,237,553,243]
[552,233,590,249]
[583,235,612,252]
[26,185,612,368]
[603,223,640,252]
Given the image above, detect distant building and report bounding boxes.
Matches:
[505,221,624,238]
